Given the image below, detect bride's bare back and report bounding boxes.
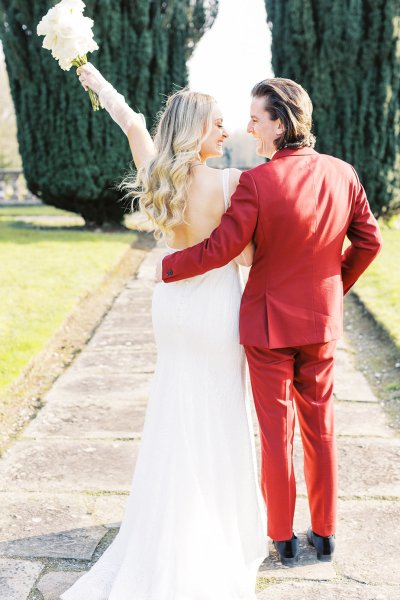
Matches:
[167,165,253,266]
[168,165,240,249]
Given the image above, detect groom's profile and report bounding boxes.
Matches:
[161,78,382,564]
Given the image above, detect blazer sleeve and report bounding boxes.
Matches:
[162,170,259,283]
[341,169,383,295]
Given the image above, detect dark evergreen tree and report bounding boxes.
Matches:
[0,1,219,226]
[264,0,400,218]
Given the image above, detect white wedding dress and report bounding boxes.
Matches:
[61,169,266,600]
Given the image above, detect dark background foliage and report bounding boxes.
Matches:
[265,0,400,218]
[0,0,219,226]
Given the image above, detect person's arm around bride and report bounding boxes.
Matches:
[228,168,255,268]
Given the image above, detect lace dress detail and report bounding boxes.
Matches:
[61,168,266,600]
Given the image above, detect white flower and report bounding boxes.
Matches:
[37,1,98,71]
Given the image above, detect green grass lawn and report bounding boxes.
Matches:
[353,222,400,349]
[1,204,398,397]
[0,210,137,393]
[0,204,76,217]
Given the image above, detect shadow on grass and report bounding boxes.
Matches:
[0,219,138,244]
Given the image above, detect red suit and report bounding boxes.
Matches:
[162,147,382,540]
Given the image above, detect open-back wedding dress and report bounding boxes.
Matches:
[61,169,266,600]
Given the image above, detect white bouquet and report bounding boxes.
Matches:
[37,0,100,110]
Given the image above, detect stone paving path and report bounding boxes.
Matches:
[0,247,399,600]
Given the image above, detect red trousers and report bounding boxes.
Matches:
[245,341,337,541]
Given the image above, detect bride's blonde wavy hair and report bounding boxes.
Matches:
[122,89,216,240]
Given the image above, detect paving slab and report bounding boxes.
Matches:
[0,440,140,492]
[106,288,153,304]
[0,558,43,600]
[71,349,156,374]
[258,533,335,581]
[0,526,106,561]
[88,331,156,351]
[257,485,400,589]
[276,399,392,439]
[98,314,151,333]
[257,498,335,581]
[24,396,147,439]
[334,368,378,402]
[256,435,400,498]
[98,314,154,334]
[0,492,109,559]
[89,287,153,315]
[336,335,346,350]
[41,370,151,401]
[136,248,165,280]
[334,401,392,437]
[111,297,153,312]
[111,282,149,299]
[334,346,355,368]
[335,499,400,586]
[36,571,82,600]
[124,280,155,292]
[257,581,397,600]
[89,327,155,348]
[87,494,128,529]
[106,310,152,324]
[334,437,400,497]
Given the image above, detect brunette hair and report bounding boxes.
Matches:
[251,78,316,150]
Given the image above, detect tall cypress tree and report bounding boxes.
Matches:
[264,0,400,218]
[0,1,218,226]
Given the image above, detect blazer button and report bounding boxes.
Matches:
[167,270,173,276]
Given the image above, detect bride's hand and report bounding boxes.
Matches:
[76,62,155,170]
[76,63,109,95]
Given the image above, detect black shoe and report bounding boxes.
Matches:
[307,527,335,561]
[273,533,299,566]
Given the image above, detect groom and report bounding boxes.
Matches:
[160,78,382,564]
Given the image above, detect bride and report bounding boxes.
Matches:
[61,63,266,600]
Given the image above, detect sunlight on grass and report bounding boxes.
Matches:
[0,218,136,393]
[353,224,400,349]
[0,204,76,217]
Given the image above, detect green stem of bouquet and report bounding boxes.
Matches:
[72,54,101,112]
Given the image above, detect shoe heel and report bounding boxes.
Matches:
[316,552,332,562]
[280,556,299,566]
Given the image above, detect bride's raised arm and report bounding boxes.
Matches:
[76,63,155,170]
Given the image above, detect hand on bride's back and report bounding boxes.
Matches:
[76,62,108,95]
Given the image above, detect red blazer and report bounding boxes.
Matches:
[162,147,382,348]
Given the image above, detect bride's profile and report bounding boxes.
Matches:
[60,62,266,600]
